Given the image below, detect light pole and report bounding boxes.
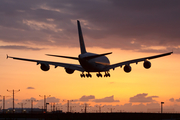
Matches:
[81,103,90,113]
[56,105,63,112]
[63,100,73,113]
[107,107,115,113]
[7,89,20,113]
[0,95,10,113]
[26,99,38,113]
[18,103,26,113]
[53,103,56,112]
[96,105,104,113]
[39,106,44,113]
[50,102,57,112]
[70,106,76,113]
[39,95,51,112]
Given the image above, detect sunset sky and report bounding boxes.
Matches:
[0,0,180,112]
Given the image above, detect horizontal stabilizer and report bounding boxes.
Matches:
[46,54,79,60]
[84,52,112,60]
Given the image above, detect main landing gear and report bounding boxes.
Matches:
[96,72,102,77]
[104,71,110,77]
[80,72,110,78]
[80,72,92,78]
[96,71,110,77]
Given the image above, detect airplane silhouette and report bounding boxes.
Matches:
[7,20,173,78]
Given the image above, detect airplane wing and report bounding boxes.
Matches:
[7,55,85,72]
[104,52,173,71]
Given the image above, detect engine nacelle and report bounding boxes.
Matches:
[65,68,75,74]
[40,63,50,71]
[143,61,151,69]
[123,65,131,73]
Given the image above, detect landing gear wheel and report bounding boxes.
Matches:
[104,72,111,77]
[85,73,92,78]
[80,74,85,78]
[99,74,102,77]
[96,72,102,78]
[107,73,110,77]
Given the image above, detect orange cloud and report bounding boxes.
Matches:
[129,93,158,103]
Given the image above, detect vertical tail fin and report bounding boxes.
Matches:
[77,20,87,54]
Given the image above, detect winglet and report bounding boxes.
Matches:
[169,51,173,54]
[77,20,87,54]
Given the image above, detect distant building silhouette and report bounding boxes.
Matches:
[2,108,43,113]
[147,108,175,113]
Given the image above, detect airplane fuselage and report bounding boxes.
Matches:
[78,52,110,72]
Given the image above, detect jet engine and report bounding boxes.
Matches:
[123,65,131,73]
[40,63,50,71]
[143,60,151,69]
[65,68,75,74]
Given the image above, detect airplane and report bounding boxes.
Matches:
[7,20,173,78]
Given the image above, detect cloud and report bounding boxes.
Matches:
[129,93,159,103]
[92,95,120,103]
[46,97,60,103]
[146,102,160,109]
[169,98,175,102]
[0,45,44,50]
[176,98,180,102]
[0,0,180,53]
[32,97,60,109]
[109,82,115,84]
[79,95,95,102]
[4,96,180,113]
[27,97,37,101]
[70,99,79,102]
[27,87,35,89]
